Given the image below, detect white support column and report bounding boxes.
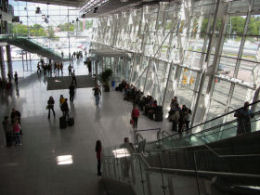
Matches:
[162,62,173,109]
[6,45,13,78]
[0,46,6,81]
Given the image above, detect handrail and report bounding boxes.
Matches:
[187,100,260,132]
[135,133,145,144]
[103,152,260,179]
[149,101,260,146]
[157,130,174,141]
[134,127,161,132]
[134,128,161,144]
[146,127,260,159]
[194,134,260,159]
[148,167,260,179]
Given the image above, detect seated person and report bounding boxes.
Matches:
[147,100,158,119]
[144,96,154,115]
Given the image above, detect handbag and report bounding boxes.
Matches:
[130,119,134,125]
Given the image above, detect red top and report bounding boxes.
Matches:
[13,123,20,133]
[96,148,102,160]
[132,108,140,118]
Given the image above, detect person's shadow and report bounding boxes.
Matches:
[16,86,20,97]
[69,101,75,117]
[95,107,101,122]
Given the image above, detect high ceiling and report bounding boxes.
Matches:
[17,0,86,8]
[81,0,161,18]
[16,0,168,17]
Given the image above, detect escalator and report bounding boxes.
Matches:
[0,35,63,61]
[102,101,260,195]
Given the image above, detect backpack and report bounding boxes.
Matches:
[171,110,180,122]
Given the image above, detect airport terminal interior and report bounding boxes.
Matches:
[0,0,260,194]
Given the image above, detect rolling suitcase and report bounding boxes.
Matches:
[67,117,74,126]
[60,116,67,129]
[6,132,13,147]
[155,106,163,121]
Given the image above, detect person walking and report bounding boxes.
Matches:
[69,83,75,102]
[234,101,254,135]
[14,72,18,86]
[13,119,22,145]
[131,104,140,129]
[95,140,102,176]
[47,96,56,119]
[71,71,77,86]
[92,85,101,106]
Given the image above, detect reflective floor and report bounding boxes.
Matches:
[0,60,171,195]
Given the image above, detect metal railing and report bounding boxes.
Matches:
[102,150,260,195]
[145,100,260,152]
[102,101,260,194]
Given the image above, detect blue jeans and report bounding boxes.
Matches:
[95,95,100,105]
[14,132,20,145]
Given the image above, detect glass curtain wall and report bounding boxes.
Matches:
[91,0,260,128]
[9,0,93,60]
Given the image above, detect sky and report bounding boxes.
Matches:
[9,0,81,27]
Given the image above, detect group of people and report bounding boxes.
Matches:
[47,94,71,119]
[116,80,163,122]
[2,108,22,146]
[0,71,19,91]
[168,96,192,133]
[72,51,83,60]
[37,59,64,76]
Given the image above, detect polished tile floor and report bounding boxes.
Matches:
[0,60,172,195]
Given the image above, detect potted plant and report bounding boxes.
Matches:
[100,69,113,92]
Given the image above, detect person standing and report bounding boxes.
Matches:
[68,64,72,76]
[47,96,56,119]
[87,58,92,75]
[69,83,75,102]
[59,95,65,114]
[93,85,101,106]
[131,104,140,129]
[95,140,102,176]
[2,116,12,147]
[10,108,21,124]
[60,63,64,75]
[14,72,18,86]
[61,98,69,119]
[37,63,41,75]
[7,72,12,83]
[234,101,254,135]
[170,103,180,132]
[13,120,22,145]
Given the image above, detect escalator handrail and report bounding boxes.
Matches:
[149,100,260,145]
[103,153,260,179]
